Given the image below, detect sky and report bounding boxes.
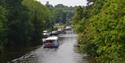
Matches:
[37,0,88,7]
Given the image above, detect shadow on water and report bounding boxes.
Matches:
[0,46,41,63]
[0,34,65,63]
[0,49,24,63]
[0,30,89,63]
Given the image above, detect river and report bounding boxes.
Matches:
[5,30,88,63]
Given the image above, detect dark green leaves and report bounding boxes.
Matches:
[73,0,125,63]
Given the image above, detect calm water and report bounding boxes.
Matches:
[1,30,88,63]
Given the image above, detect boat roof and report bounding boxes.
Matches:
[46,36,58,41]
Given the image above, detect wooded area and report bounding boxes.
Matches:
[0,0,74,50]
[72,0,125,63]
[0,0,125,63]
[0,0,49,49]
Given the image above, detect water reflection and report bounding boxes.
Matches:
[0,49,28,63]
[1,30,88,63]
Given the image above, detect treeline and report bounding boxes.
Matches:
[73,0,125,63]
[46,2,75,26]
[0,0,51,49]
[0,0,75,49]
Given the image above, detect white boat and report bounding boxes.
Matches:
[43,36,59,48]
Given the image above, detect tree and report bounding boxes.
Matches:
[47,4,75,26]
[0,0,52,48]
[73,0,125,63]
[22,0,51,46]
[0,6,7,47]
[4,0,32,48]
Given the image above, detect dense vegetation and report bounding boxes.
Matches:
[0,0,75,63]
[46,2,75,27]
[0,0,51,50]
[73,0,125,63]
[0,0,74,50]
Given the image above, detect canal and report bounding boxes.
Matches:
[6,30,88,63]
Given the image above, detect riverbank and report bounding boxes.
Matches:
[0,45,42,63]
[6,30,88,63]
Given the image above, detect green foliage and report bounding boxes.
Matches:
[73,0,125,63]
[0,6,7,46]
[22,0,51,46]
[5,0,34,48]
[0,0,52,48]
[0,0,74,49]
[47,4,75,25]
[53,23,65,30]
[72,6,89,33]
